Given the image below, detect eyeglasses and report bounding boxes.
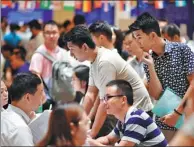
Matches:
[103,95,124,102]
[44,31,58,36]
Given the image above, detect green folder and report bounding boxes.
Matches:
[152,87,184,129]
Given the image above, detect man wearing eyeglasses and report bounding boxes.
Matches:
[65,25,153,139]
[29,20,69,110]
[88,80,167,147]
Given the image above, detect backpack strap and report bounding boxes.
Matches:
[35,50,55,63]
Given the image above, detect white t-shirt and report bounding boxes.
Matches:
[89,47,153,111]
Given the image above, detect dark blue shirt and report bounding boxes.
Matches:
[144,41,194,98]
[13,62,30,76]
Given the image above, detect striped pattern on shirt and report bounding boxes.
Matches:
[112,107,167,147]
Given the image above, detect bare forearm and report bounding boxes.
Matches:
[83,95,95,115]
[90,101,107,138]
[88,98,100,120]
[176,84,194,113]
[96,137,110,145]
[148,66,163,100]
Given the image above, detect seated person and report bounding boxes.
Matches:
[1,73,46,146]
[10,46,30,76]
[37,103,91,146]
[72,65,90,104]
[88,80,167,147]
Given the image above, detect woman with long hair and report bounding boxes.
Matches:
[37,103,91,146]
[72,65,89,104]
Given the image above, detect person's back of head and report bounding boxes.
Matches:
[10,23,20,33]
[161,23,181,42]
[89,21,113,42]
[106,79,134,105]
[73,14,86,26]
[9,73,41,102]
[37,103,88,146]
[63,20,71,29]
[129,12,161,37]
[28,19,42,30]
[65,25,96,49]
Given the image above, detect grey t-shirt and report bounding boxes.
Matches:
[89,48,153,111]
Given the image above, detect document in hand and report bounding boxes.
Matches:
[28,110,51,144]
[152,87,184,129]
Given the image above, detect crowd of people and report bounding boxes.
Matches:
[1,12,194,146]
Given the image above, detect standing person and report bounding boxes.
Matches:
[65,25,153,138]
[1,73,46,146]
[129,12,194,141]
[37,103,91,146]
[89,21,117,52]
[10,46,30,77]
[29,20,69,110]
[123,30,146,80]
[27,19,44,61]
[3,23,21,47]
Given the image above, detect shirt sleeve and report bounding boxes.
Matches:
[9,126,34,146]
[143,64,150,83]
[98,61,116,99]
[182,44,194,75]
[122,118,146,144]
[111,121,121,138]
[29,53,44,75]
[181,114,194,137]
[88,67,95,86]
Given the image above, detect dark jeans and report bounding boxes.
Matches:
[92,115,118,139]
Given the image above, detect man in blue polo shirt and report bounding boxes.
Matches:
[88,79,167,146]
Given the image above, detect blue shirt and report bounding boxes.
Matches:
[13,62,30,76]
[112,107,167,147]
[4,32,21,47]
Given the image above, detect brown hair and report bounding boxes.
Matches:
[37,103,84,146]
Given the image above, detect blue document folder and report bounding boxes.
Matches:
[152,87,184,129]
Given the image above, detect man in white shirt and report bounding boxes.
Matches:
[65,25,153,139]
[1,73,46,146]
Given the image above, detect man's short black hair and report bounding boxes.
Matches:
[128,12,161,37]
[43,20,58,30]
[9,73,42,101]
[106,80,133,105]
[1,44,14,52]
[13,46,27,61]
[73,14,86,25]
[64,25,96,49]
[89,21,112,41]
[28,19,42,30]
[161,23,180,38]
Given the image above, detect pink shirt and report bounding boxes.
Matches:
[29,44,69,88]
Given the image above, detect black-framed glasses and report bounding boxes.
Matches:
[103,95,124,102]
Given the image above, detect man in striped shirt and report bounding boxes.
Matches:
[88,80,167,146]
